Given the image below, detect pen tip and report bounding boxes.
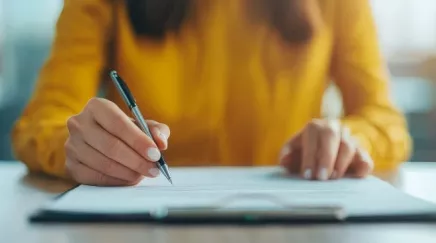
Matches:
[169,178,173,185]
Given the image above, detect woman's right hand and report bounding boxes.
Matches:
[65,98,170,186]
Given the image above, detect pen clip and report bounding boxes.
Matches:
[109,70,136,109]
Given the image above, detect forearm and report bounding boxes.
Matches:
[10,0,111,179]
[12,117,70,179]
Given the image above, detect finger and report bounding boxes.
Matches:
[347,149,374,178]
[279,145,293,167]
[88,98,161,162]
[130,119,170,150]
[149,122,170,150]
[147,120,171,138]
[81,121,157,176]
[281,148,303,174]
[66,158,133,186]
[301,122,320,180]
[66,138,153,181]
[279,131,302,166]
[315,121,341,181]
[332,129,356,179]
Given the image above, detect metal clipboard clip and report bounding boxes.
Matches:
[148,193,347,222]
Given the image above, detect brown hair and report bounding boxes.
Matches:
[126,0,319,44]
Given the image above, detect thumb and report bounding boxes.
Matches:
[279,131,303,166]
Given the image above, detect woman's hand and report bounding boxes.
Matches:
[65,98,170,186]
[279,119,373,180]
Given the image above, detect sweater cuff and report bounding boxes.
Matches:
[340,118,373,159]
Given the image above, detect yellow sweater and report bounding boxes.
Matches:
[12,0,411,178]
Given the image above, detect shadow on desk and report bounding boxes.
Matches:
[19,172,76,194]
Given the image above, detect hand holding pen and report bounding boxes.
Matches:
[64,73,171,186]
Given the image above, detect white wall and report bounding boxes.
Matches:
[1,0,63,107]
[371,0,436,56]
[323,0,436,118]
[0,1,63,159]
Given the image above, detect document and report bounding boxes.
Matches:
[43,167,436,218]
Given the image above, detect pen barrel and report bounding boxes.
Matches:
[131,106,171,181]
[131,106,153,138]
[110,71,172,184]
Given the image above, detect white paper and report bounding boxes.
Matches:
[45,167,436,217]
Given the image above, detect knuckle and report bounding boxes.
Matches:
[66,116,81,133]
[105,99,119,109]
[103,99,121,114]
[88,98,118,115]
[306,120,323,131]
[87,97,104,109]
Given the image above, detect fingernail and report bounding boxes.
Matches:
[149,168,160,177]
[303,169,312,180]
[318,168,329,181]
[331,170,337,179]
[159,132,168,146]
[147,148,161,162]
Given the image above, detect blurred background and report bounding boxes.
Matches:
[1,0,436,162]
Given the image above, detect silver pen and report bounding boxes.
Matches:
[109,70,173,184]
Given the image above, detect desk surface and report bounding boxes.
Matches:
[1,162,436,243]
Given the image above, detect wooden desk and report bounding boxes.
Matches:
[1,162,436,243]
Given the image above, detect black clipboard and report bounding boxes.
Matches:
[30,192,347,225]
[29,188,436,225]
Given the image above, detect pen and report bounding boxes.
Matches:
[109,70,173,184]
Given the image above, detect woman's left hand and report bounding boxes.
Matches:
[279,119,373,180]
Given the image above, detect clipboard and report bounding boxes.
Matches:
[30,192,347,224]
[28,167,436,225]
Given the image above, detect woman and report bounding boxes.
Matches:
[12,0,411,186]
